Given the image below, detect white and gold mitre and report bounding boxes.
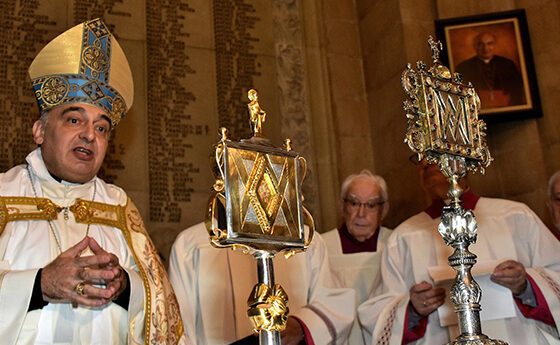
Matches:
[28,18,133,126]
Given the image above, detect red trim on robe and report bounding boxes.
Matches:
[402,307,429,345]
[514,274,556,327]
[337,224,380,253]
[424,189,480,219]
[291,315,315,345]
[549,228,560,242]
[403,189,478,343]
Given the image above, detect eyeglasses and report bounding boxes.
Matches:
[343,198,385,213]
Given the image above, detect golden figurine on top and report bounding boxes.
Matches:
[248,88,267,136]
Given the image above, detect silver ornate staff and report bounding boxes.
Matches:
[206,89,314,345]
[401,36,507,345]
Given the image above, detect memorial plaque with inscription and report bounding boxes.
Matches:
[0,0,319,260]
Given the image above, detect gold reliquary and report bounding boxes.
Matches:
[402,36,492,174]
[206,89,313,255]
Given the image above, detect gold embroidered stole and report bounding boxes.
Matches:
[0,196,184,344]
[0,197,61,232]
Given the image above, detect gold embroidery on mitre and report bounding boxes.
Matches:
[82,45,110,75]
[28,18,134,127]
[40,77,69,106]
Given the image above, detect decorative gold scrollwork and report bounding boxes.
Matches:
[402,36,492,175]
[284,206,314,259]
[111,97,126,125]
[41,77,69,105]
[70,199,94,222]
[82,45,110,73]
[36,199,63,219]
[247,283,289,332]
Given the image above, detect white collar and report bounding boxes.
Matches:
[25,147,96,187]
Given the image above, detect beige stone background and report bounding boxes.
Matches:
[355,0,560,232]
[1,0,559,261]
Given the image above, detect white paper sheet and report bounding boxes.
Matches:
[428,259,517,327]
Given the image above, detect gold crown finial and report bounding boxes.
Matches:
[219,127,228,141]
[428,35,443,64]
[402,36,492,175]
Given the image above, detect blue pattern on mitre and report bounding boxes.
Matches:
[29,19,131,126]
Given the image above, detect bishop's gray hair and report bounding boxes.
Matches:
[38,108,50,126]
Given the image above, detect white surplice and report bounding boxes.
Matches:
[0,148,185,345]
[169,222,355,345]
[358,197,560,345]
[323,226,392,345]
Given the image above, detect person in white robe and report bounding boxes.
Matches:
[0,19,185,344]
[169,222,355,345]
[358,159,560,345]
[323,169,392,345]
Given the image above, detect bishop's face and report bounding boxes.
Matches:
[32,103,111,183]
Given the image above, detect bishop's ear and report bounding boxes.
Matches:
[32,120,45,145]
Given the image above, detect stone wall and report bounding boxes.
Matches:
[356,0,560,229]
[2,0,558,260]
[0,0,337,260]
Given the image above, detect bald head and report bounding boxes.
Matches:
[473,32,496,61]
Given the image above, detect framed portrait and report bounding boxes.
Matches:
[435,10,541,121]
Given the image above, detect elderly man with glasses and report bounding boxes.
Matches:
[323,169,392,345]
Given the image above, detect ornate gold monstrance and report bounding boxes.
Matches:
[206,89,314,345]
[402,37,507,345]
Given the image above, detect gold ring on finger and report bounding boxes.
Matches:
[423,300,427,306]
[75,282,86,296]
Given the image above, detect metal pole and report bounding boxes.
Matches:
[254,251,282,345]
[438,158,506,345]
